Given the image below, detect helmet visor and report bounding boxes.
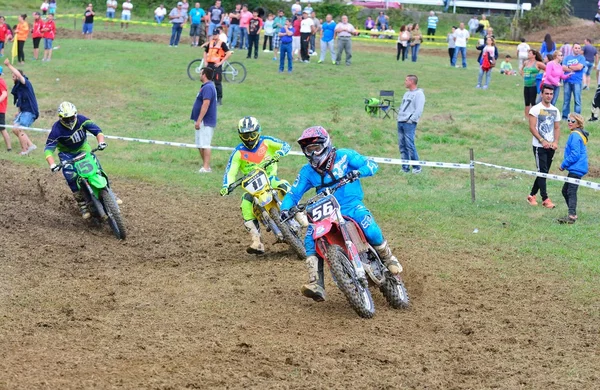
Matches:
[61,116,77,129]
[239,131,259,142]
[302,143,325,155]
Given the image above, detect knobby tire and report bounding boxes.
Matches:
[269,207,306,260]
[100,188,126,240]
[380,275,410,309]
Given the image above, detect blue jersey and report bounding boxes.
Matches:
[281,149,378,211]
[44,114,102,157]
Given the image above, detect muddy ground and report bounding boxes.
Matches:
[0,160,598,389]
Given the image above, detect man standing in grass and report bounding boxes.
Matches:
[4,59,38,156]
[204,28,231,105]
[121,0,133,30]
[452,22,469,68]
[189,3,205,47]
[82,4,95,40]
[191,67,217,173]
[527,84,561,209]
[426,11,438,41]
[168,2,187,47]
[318,14,335,64]
[397,74,425,174]
[561,43,585,119]
[334,15,356,66]
[106,0,118,27]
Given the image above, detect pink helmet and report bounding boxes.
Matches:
[297,126,334,169]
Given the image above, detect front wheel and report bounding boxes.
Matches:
[380,275,410,309]
[328,245,375,319]
[223,61,247,83]
[269,207,306,260]
[187,59,204,81]
[100,188,126,240]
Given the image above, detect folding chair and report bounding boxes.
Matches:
[377,90,397,119]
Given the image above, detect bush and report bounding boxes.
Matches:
[520,0,572,32]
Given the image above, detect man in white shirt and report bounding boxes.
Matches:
[516,38,530,70]
[291,0,301,16]
[106,0,117,28]
[452,22,469,68]
[154,4,167,24]
[121,0,133,29]
[299,11,315,63]
[334,15,356,66]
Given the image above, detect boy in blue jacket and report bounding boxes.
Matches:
[558,113,589,224]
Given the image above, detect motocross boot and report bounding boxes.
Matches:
[294,211,309,228]
[243,220,265,255]
[73,192,91,220]
[301,255,326,302]
[374,241,403,275]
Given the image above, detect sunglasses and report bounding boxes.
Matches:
[567,119,577,124]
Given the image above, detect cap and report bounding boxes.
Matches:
[177,1,183,5]
[452,26,457,29]
[213,27,221,35]
[302,10,308,14]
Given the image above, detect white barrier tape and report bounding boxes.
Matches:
[6,125,470,169]
[475,161,600,190]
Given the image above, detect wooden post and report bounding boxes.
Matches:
[470,148,476,203]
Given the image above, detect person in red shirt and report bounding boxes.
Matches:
[292,13,301,61]
[0,16,11,58]
[41,14,56,62]
[31,12,44,61]
[0,66,12,151]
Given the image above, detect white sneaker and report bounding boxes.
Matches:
[198,167,212,173]
[27,144,37,153]
[263,49,268,52]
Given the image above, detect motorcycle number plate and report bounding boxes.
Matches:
[74,158,97,176]
[307,198,336,222]
[243,171,268,195]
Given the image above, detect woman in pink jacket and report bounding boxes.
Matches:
[542,51,572,105]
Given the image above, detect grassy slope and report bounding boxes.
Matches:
[1,37,599,304]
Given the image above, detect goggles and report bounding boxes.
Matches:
[240,131,259,142]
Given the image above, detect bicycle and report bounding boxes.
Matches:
[187,56,247,83]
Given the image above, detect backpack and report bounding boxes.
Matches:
[364,98,380,116]
[482,52,494,71]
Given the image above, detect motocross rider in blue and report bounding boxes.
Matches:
[281,126,403,302]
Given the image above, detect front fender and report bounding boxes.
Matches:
[256,191,273,208]
[312,217,334,239]
[88,173,108,190]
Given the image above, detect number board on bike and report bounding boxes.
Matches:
[306,196,339,222]
[74,155,98,176]
[242,170,268,195]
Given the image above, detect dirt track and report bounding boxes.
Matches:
[1,160,599,389]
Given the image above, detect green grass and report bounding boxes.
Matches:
[2,38,599,302]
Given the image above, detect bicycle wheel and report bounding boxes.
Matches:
[187,59,204,81]
[223,61,247,83]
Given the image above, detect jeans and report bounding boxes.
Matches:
[411,44,420,62]
[562,173,582,216]
[397,121,420,172]
[319,39,335,62]
[448,48,455,65]
[279,42,292,72]
[397,43,408,61]
[477,68,491,87]
[530,146,555,201]
[452,46,467,67]
[169,23,183,46]
[227,24,240,47]
[247,34,259,58]
[310,34,316,52]
[239,27,248,49]
[562,82,582,118]
[155,15,164,24]
[208,22,220,36]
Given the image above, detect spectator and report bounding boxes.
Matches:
[595,10,600,24]
[397,74,425,174]
[562,43,585,119]
[208,0,225,36]
[334,15,356,66]
[239,4,252,50]
[310,11,320,55]
[540,33,556,62]
[516,38,530,70]
[299,11,314,63]
[446,26,456,66]
[49,0,56,15]
[0,65,12,152]
[557,113,588,224]
[204,28,231,105]
[4,59,38,155]
[191,67,218,173]
[452,22,469,68]
[106,0,118,27]
[181,0,189,13]
[479,14,490,38]
[396,25,409,62]
[543,51,571,105]
[263,13,275,52]
[82,4,95,40]
[246,9,263,59]
[0,17,9,58]
[168,2,187,47]
[227,4,241,48]
[476,37,497,90]
[410,23,422,62]
[500,55,516,75]
[291,0,301,16]
[32,12,43,60]
[476,30,498,64]
[365,16,374,31]
[278,18,294,73]
[189,3,205,47]
[154,4,167,24]
[468,15,479,35]
[292,13,301,61]
[376,11,388,31]
[303,2,313,15]
[520,49,545,117]
[560,42,572,58]
[16,14,29,65]
[582,38,597,90]
[591,84,600,121]
[443,0,450,12]
[426,11,438,41]
[526,84,560,209]
[41,1,49,16]
[41,13,55,61]
[318,14,335,64]
[272,9,286,61]
[121,0,133,30]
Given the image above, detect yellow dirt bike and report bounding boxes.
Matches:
[225,158,306,259]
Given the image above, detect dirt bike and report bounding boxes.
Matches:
[225,157,306,259]
[58,148,126,240]
[286,173,409,318]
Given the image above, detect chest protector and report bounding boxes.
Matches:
[207,40,225,63]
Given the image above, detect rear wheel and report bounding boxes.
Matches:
[269,207,306,259]
[187,59,204,81]
[223,61,247,83]
[328,245,375,319]
[100,188,126,240]
[380,275,410,309]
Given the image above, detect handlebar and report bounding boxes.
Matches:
[287,172,357,216]
[58,147,102,168]
[225,156,280,195]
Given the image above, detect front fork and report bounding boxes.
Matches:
[81,179,107,220]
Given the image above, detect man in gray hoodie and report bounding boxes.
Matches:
[397,74,425,173]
